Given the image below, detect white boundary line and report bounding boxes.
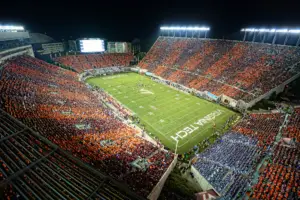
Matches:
[164,108,232,135]
[94,73,236,151]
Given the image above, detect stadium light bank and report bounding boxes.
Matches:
[160,26,210,38]
[0,25,24,31]
[241,28,300,45]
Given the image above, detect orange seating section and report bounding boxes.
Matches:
[0,55,173,197]
[139,37,300,102]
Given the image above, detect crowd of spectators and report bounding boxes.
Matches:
[2,51,299,199]
[55,53,133,73]
[251,145,300,200]
[139,37,300,102]
[193,132,260,199]
[0,55,174,197]
[283,107,300,142]
[199,139,261,174]
[232,112,284,148]
[0,110,139,200]
[193,160,232,193]
[193,111,287,199]
[91,87,132,118]
[0,39,30,52]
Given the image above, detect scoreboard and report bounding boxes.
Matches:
[79,39,105,53]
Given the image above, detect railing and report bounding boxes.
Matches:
[147,155,178,200]
[0,108,145,200]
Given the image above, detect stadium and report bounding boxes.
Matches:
[0,22,299,200]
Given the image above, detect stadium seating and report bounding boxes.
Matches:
[0,109,141,200]
[0,55,174,197]
[251,145,300,200]
[140,37,300,102]
[283,107,300,142]
[55,53,133,73]
[193,112,285,199]
[0,39,30,51]
[192,106,300,199]
[193,132,262,199]
[232,112,284,148]
[2,46,299,199]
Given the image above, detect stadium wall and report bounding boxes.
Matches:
[220,94,238,107]
[81,68,177,200]
[134,127,159,146]
[80,68,162,148]
[139,67,300,111]
[135,68,243,112]
[190,165,218,195]
[147,154,178,200]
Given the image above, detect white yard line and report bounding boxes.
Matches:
[164,108,226,136]
[96,74,235,152]
[151,102,207,128]
[140,118,174,143]
[147,100,199,123]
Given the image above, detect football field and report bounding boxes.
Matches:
[86,73,236,154]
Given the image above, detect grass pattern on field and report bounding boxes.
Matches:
[86,73,236,153]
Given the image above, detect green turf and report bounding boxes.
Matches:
[86,73,236,154]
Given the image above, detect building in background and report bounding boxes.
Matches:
[37,42,65,55]
[68,40,78,52]
[107,42,132,53]
[131,38,141,55]
[29,33,65,60]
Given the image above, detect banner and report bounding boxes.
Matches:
[206,91,218,100]
[145,72,153,76]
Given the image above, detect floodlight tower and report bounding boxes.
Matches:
[241,28,300,46]
[0,25,24,31]
[160,26,210,38]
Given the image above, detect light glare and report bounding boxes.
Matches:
[276,29,288,33]
[241,28,300,34]
[289,29,300,33]
[0,25,24,30]
[160,26,210,31]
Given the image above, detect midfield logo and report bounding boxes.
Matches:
[140,89,154,95]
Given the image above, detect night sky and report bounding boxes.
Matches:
[1,0,300,50]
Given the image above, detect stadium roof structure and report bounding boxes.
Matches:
[241,27,300,46]
[0,108,144,200]
[29,33,56,44]
[160,26,210,38]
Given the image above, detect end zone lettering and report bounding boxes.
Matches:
[171,109,224,142]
